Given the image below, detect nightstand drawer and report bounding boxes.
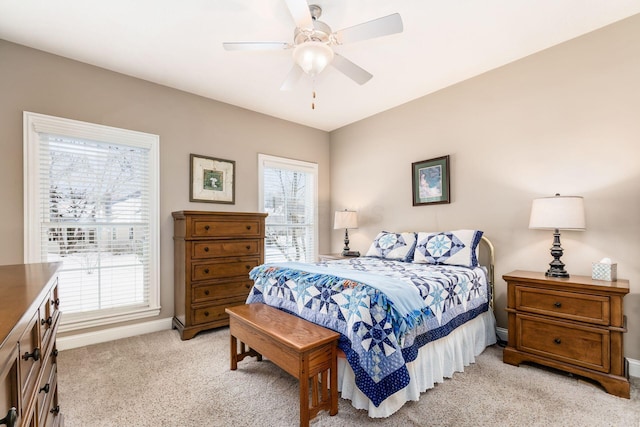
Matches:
[516,314,610,372]
[515,285,609,325]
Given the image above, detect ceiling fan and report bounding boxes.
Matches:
[223,0,404,90]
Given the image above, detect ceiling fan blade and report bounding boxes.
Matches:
[222,42,289,51]
[331,54,373,85]
[285,0,313,29]
[280,65,303,91]
[334,13,403,44]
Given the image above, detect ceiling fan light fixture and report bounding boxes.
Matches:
[293,41,334,76]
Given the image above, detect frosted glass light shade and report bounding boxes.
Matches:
[529,195,586,230]
[334,210,358,229]
[293,41,334,76]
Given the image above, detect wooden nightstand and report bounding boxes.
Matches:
[318,253,358,261]
[503,270,630,398]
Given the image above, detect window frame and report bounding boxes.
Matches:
[23,111,161,332]
[258,153,319,262]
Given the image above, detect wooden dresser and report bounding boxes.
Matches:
[0,262,63,427]
[503,270,630,398]
[172,211,267,340]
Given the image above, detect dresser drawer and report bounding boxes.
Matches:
[19,313,41,405]
[192,298,247,325]
[191,240,261,259]
[191,218,262,238]
[191,258,259,282]
[193,280,253,303]
[36,352,56,424]
[516,314,610,372]
[515,285,610,325]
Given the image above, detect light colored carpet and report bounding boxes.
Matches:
[58,327,640,426]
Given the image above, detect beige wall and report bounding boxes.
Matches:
[330,15,640,359]
[0,40,331,334]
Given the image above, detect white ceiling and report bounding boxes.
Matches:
[1,1,639,131]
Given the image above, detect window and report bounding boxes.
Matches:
[24,112,160,332]
[258,154,318,263]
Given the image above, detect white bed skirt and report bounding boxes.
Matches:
[337,310,497,418]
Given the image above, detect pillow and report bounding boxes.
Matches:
[413,229,483,267]
[365,231,417,262]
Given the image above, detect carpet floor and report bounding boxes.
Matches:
[58,327,640,426]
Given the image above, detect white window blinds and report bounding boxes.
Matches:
[259,154,318,263]
[24,112,160,331]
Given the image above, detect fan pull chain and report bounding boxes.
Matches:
[311,90,316,110]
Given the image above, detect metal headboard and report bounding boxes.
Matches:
[480,235,495,310]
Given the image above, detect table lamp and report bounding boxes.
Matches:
[529,193,586,278]
[334,210,359,256]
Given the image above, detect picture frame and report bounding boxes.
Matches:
[411,155,450,206]
[190,153,235,204]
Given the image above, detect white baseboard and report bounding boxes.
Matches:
[496,326,508,342]
[495,327,638,378]
[57,317,173,351]
[628,357,640,378]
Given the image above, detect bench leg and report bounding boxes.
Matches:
[299,376,310,427]
[330,348,338,416]
[230,334,238,370]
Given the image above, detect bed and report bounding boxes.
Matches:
[246,229,497,417]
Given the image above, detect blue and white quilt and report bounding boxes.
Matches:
[247,257,490,407]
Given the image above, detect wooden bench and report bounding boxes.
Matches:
[226,303,339,427]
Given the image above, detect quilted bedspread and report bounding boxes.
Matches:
[246,257,490,407]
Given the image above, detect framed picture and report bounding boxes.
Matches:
[411,155,450,206]
[190,153,235,204]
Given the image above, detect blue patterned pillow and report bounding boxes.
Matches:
[365,231,417,262]
[413,230,483,267]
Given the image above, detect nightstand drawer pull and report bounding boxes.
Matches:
[204,268,210,274]
[204,246,209,252]
[554,338,562,345]
[246,225,252,230]
[204,290,210,296]
[554,302,562,308]
[204,225,210,230]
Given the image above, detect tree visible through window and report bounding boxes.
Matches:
[259,154,317,263]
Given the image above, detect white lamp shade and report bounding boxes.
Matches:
[293,41,334,76]
[334,210,358,229]
[529,195,586,230]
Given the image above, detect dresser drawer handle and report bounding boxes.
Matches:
[204,290,210,296]
[245,265,251,270]
[52,349,59,358]
[0,407,17,427]
[39,384,50,394]
[554,338,562,345]
[204,311,210,317]
[41,316,53,326]
[22,347,40,362]
[51,298,60,307]
[246,245,251,250]
[204,247,209,252]
[204,225,210,231]
[204,268,210,274]
[50,405,61,416]
[554,302,562,308]
[246,225,252,230]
